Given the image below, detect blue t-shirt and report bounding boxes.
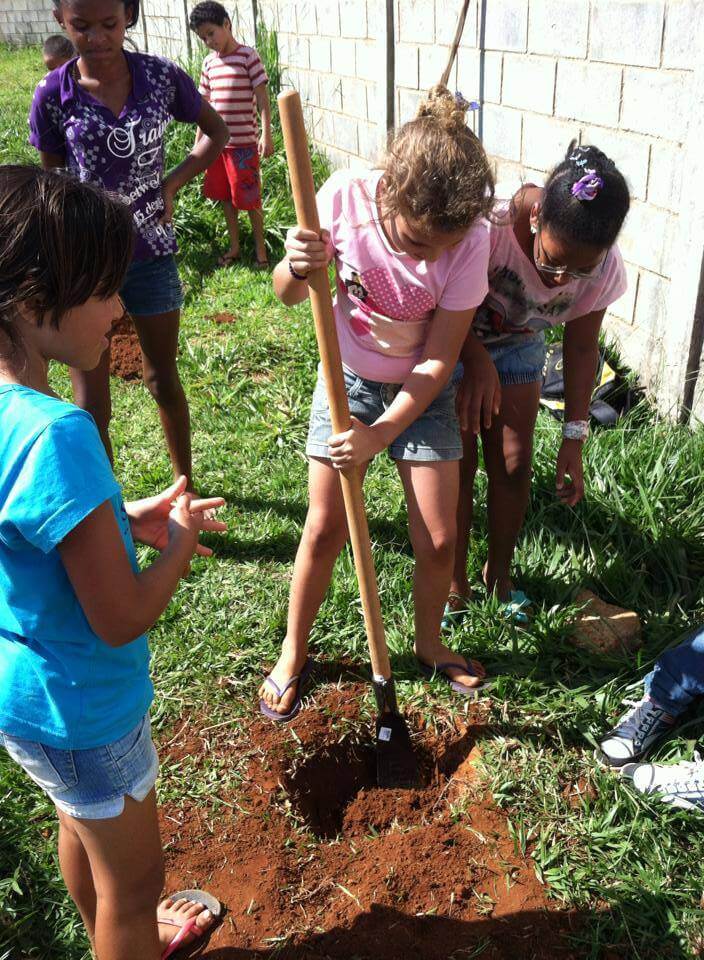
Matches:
[0,384,153,749]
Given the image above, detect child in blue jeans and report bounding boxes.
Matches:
[599,626,704,812]
[0,167,226,959]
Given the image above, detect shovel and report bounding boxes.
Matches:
[278,90,419,789]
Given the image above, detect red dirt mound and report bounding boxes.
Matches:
[211,312,237,324]
[110,313,142,381]
[160,683,581,959]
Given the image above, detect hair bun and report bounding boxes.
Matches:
[416,84,468,133]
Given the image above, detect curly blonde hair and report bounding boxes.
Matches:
[380,85,494,236]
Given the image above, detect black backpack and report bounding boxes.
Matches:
[540,342,639,426]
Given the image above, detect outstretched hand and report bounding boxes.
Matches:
[127,476,227,557]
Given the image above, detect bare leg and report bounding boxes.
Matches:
[247,208,268,264]
[450,429,479,600]
[397,460,485,689]
[57,810,97,953]
[70,349,113,462]
[220,200,240,259]
[133,310,192,486]
[481,381,542,601]
[258,456,369,715]
[59,791,213,960]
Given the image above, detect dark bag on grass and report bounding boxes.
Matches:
[540,342,637,426]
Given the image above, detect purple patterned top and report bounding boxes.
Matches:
[29,51,202,261]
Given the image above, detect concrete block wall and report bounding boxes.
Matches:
[0,0,59,46]
[257,0,384,170]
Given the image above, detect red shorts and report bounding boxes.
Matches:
[203,144,262,210]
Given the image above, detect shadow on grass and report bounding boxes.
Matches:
[215,492,412,564]
[201,897,690,959]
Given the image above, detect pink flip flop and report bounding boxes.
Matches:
[160,889,221,960]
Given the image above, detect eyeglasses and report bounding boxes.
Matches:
[533,228,606,280]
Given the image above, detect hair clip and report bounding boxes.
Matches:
[569,146,590,168]
[571,170,604,201]
[454,91,480,111]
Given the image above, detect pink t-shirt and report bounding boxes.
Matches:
[316,169,490,382]
[473,201,627,346]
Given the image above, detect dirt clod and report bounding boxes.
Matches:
[571,588,642,654]
[110,313,142,381]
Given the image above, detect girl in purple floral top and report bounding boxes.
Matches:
[29,0,229,487]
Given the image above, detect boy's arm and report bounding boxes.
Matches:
[254,82,274,157]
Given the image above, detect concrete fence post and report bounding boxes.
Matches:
[661,56,704,422]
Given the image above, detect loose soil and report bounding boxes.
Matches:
[160,681,582,959]
[110,313,142,381]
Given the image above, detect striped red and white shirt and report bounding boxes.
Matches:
[198,46,268,147]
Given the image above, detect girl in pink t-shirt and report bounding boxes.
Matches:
[259,87,494,718]
[446,143,630,626]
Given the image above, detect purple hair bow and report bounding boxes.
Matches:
[571,169,603,201]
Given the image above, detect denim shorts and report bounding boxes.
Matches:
[486,333,547,386]
[120,254,184,317]
[306,364,463,462]
[1,714,158,820]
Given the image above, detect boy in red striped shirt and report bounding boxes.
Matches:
[190,2,274,268]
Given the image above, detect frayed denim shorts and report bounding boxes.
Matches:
[486,332,547,386]
[120,254,184,317]
[1,714,158,820]
[306,363,463,462]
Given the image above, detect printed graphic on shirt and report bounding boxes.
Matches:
[339,261,435,322]
[474,265,574,341]
[30,55,201,259]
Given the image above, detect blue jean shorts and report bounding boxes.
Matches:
[1,714,158,820]
[120,255,184,317]
[306,364,463,462]
[486,333,547,386]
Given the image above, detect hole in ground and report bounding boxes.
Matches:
[283,739,377,839]
[283,738,442,840]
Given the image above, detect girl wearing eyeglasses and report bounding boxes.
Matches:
[446,142,630,626]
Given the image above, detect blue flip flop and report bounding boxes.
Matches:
[259,657,314,723]
[416,655,486,698]
[499,589,532,625]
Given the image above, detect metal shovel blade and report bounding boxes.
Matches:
[373,677,420,789]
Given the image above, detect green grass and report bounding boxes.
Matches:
[2,41,704,960]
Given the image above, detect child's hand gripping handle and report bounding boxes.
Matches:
[278,90,392,683]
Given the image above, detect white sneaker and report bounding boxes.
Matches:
[627,752,704,812]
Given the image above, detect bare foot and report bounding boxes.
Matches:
[415,641,485,689]
[258,640,309,715]
[158,897,214,953]
[483,564,514,603]
[217,248,240,267]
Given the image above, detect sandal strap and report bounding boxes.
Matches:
[426,658,478,678]
[161,917,200,960]
[263,670,302,699]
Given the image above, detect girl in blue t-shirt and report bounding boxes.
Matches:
[0,167,225,959]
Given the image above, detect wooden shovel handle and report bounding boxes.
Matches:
[278,90,391,680]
